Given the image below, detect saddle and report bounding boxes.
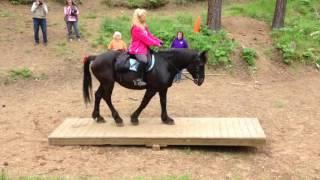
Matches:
[115,52,155,73]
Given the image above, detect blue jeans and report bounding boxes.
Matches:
[33,18,47,43]
[67,21,80,39]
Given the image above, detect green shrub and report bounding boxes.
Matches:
[226,0,320,67]
[98,14,236,66]
[242,48,257,66]
[103,0,169,9]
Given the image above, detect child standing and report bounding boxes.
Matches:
[64,0,80,42]
[171,31,189,82]
[108,31,127,52]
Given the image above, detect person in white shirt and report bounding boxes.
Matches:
[31,0,48,45]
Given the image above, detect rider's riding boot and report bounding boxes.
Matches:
[134,62,147,86]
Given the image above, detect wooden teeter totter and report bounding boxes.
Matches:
[48,117,266,149]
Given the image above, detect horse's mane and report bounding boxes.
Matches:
[157,48,197,54]
[155,48,197,61]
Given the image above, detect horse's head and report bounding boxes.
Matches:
[186,50,208,86]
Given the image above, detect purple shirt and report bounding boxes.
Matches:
[171,38,189,49]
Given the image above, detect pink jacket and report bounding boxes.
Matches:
[128,25,162,55]
[64,6,79,22]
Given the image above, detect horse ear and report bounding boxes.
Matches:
[200,50,208,64]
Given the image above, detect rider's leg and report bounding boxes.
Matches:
[134,54,148,86]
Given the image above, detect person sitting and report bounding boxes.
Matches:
[171,31,189,82]
[128,8,162,87]
[108,31,127,52]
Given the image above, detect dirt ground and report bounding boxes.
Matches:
[0,1,319,179]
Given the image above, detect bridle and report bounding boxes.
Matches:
[167,56,203,83]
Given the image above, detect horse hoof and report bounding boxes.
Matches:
[93,116,106,123]
[131,121,139,126]
[162,120,175,125]
[97,117,106,123]
[116,122,124,127]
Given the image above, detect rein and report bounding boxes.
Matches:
[165,58,197,82]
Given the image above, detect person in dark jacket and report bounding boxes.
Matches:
[170,31,189,82]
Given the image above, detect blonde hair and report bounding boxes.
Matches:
[113,31,122,39]
[132,8,147,28]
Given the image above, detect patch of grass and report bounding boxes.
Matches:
[9,67,33,80]
[134,175,191,180]
[98,14,236,66]
[78,22,92,38]
[83,12,97,19]
[225,0,320,67]
[263,47,274,58]
[55,41,73,57]
[0,11,11,18]
[172,0,206,5]
[1,169,9,180]
[3,175,95,180]
[224,0,275,22]
[9,0,34,5]
[3,68,48,85]
[274,100,286,108]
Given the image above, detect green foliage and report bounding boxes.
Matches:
[316,57,320,68]
[103,0,169,9]
[173,0,205,5]
[98,14,235,66]
[224,0,275,22]
[128,0,169,8]
[0,169,8,180]
[275,41,296,64]
[8,0,33,5]
[226,0,320,67]
[51,0,82,5]
[9,67,33,80]
[242,48,257,66]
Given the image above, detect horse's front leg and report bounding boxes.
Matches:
[159,88,174,125]
[131,89,157,125]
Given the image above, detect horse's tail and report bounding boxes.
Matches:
[83,55,96,105]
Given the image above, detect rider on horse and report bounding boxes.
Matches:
[129,8,163,87]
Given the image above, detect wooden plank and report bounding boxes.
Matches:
[48,117,266,147]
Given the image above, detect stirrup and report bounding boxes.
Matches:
[133,79,147,86]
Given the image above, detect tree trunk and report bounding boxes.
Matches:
[207,0,222,31]
[272,0,287,29]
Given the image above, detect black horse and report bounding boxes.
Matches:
[83,48,208,126]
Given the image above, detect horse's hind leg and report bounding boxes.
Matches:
[131,89,157,125]
[92,85,105,123]
[102,83,124,127]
